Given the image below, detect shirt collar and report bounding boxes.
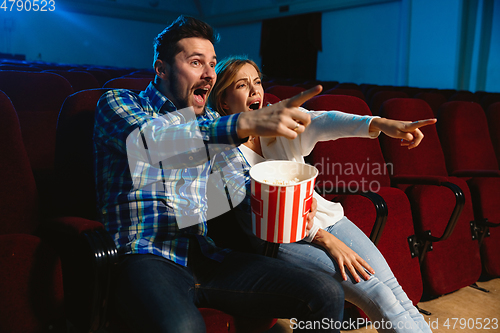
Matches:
[141,81,176,114]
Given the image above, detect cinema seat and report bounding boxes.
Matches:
[103,77,152,90]
[369,90,408,115]
[0,89,115,333]
[302,94,424,307]
[264,92,281,105]
[323,87,366,101]
[379,98,482,295]
[486,102,500,167]
[43,69,101,92]
[437,101,500,277]
[55,88,277,333]
[414,92,448,117]
[265,85,305,100]
[0,71,74,218]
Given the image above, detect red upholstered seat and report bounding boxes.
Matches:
[486,102,500,167]
[0,70,74,217]
[43,69,101,92]
[379,98,482,295]
[323,87,366,101]
[302,94,423,309]
[265,85,305,100]
[414,92,448,117]
[449,90,479,103]
[0,89,116,333]
[264,92,281,105]
[103,77,152,90]
[56,89,277,333]
[437,101,500,277]
[481,92,500,111]
[369,90,408,115]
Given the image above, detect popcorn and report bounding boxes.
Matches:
[262,177,300,186]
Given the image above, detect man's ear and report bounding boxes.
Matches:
[154,59,168,79]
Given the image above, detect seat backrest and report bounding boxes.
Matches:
[55,88,113,219]
[0,90,39,235]
[263,93,281,106]
[103,77,152,90]
[265,85,305,100]
[414,92,448,117]
[333,82,360,90]
[74,68,112,87]
[486,102,500,168]
[323,88,365,101]
[379,98,448,177]
[449,90,479,103]
[0,71,74,172]
[302,94,391,190]
[481,92,500,112]
[437,101,499,175]
[369,90,409,115]
[43,70,101,92]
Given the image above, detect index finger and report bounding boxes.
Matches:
[285,85,323,108]
[406,118,437,130]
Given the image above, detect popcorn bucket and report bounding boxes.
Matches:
[249,161,318,243]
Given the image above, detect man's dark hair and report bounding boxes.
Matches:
[153,15,219,66]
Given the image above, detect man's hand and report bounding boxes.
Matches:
[369,118,437,149]
[305,197,318,236]
[236,85,323,140]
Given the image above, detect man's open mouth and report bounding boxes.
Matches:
[194,87,209,105]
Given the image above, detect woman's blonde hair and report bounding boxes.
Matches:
[209,56,262,116]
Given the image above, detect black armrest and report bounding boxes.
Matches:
[315,185,388,246]
[400,180,465,263]
[39,216,118,332]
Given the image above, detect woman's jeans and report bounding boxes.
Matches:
[278,217,433,333]
[113,245,345,333]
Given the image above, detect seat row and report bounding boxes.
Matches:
[263,81,500,117]
[1,67,499,330]
[0,81,276,331]
[299,94,500,321]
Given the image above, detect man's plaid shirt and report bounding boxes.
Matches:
[94,82,247,266]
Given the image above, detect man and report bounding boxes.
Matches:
[94,15,343,332]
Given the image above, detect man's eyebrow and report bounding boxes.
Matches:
[187,53,217,62]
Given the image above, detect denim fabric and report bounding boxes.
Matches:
[278,217,433,333]
[113,248,345,332]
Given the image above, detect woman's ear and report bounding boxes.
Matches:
[221,101,229,110]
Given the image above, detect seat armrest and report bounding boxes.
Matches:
[315,185,388,246]
[39,216,118,332]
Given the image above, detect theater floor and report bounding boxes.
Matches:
[266,277,500,333]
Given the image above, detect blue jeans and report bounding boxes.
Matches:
[278,217,433,333]
[113,244,345,332]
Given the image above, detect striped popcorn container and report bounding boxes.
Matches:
[249,161,318,243]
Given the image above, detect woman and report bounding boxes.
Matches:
[209,56,435,333]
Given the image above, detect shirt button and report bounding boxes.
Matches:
[188,156,194,160]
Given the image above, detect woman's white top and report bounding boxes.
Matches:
[239,108,380,242]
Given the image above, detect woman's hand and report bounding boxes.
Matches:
[305,197,318,236]
[369,118,437,149]
[313,228,375,282]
